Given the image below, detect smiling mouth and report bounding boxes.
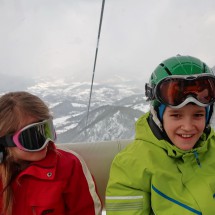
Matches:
[179,134,193,138]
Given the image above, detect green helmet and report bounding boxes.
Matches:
[145,55,214,129]
[146,55,213,108]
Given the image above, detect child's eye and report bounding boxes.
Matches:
[194,113,205,118]
[170,114,181,118]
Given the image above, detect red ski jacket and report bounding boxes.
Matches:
[0,144,102,215]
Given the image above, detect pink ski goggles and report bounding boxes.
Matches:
[0,118,56,152]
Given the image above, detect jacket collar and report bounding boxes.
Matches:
[16,143,57,181]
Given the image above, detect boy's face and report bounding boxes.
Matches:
[163,104,206,151]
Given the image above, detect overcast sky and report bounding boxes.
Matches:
[1,0,215,85]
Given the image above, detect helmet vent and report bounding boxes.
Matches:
[203,63,206,73]
[160,63,172,75]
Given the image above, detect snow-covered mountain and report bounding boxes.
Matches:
[2,73,215,144]
[25,79,149,143]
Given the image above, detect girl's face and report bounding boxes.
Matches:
[163,104,206,151]
[9,116,48,162]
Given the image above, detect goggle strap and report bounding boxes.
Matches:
[0,135,16,147]
[0,137,6,146]
[145,83,155,100]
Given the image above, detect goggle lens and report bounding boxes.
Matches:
[17,120,55,151]
[156,75,215,107]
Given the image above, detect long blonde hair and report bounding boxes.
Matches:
[0,91,52,215]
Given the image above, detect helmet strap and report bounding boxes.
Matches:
[150,105,163,131]
[158,104,166,122]
[206,104,214,126]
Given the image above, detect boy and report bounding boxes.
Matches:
[106,55,215,214]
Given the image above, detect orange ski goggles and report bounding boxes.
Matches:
[145,74,215,108]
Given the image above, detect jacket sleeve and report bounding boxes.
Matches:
[105,153,152,215]
[63,151,102,215]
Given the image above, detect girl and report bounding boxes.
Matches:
[0,91,102,215]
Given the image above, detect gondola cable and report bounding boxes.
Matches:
[86,0,106,127]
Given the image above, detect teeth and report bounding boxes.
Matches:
[181,134,192,138]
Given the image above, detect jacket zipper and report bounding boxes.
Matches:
[193,150,201,167]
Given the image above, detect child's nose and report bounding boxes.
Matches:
[180,118,194,130]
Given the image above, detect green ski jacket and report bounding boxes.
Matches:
[106,112,215,215]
